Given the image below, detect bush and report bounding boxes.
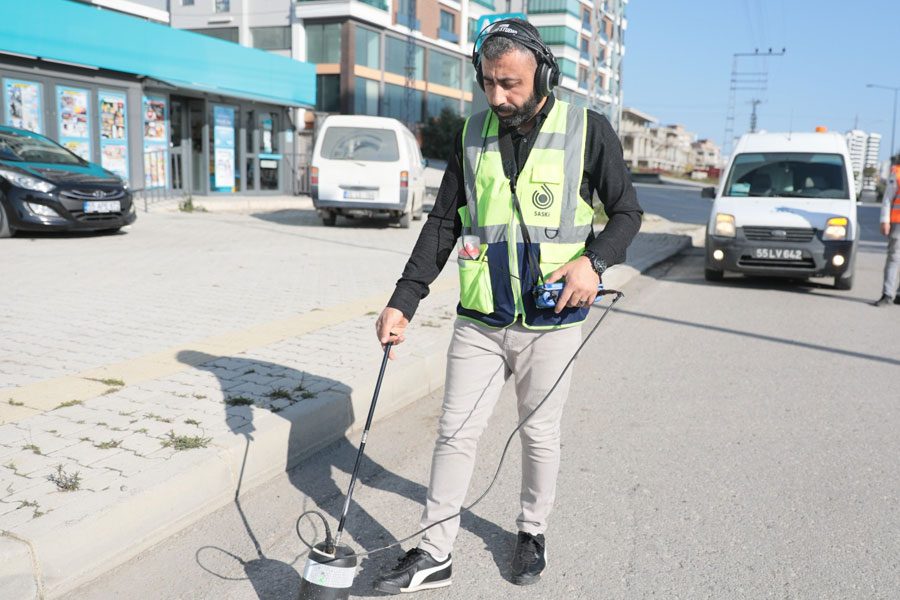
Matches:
[421,108,465,162]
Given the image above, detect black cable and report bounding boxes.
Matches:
[295,291,623,560]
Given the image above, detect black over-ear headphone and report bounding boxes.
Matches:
[471,19,561,98]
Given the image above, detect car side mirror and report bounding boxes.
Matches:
[701,186,716,198]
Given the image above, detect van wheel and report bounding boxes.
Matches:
[0,202,15,238]
[834,270,853,290]
[704,267,723,282]
[322,211,336,227]
[398,211,411,229]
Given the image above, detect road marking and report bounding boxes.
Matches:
[1,275,459,425]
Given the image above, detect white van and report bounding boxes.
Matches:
[311,115,427,228]
[703,129,858,289]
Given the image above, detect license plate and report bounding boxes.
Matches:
[83,200,121,213]
[753,247,803,260]
[343,190,376,200]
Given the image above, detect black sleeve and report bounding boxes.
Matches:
[386,130,465,321]
[583,111,643,266]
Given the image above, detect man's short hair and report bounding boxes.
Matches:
[480,18,543,65]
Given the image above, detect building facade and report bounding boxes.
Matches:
[1,0,316,197]
[845,129,882,196]
[167,0,627,137]
[620,106,712,174]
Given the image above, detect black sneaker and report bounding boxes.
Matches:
[373,548,451,594]
[873,295,893,307]
[511,532,546,585]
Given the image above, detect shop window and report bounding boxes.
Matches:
[316,74,340,112]
[252,26,291,51]
[354,77,379,116]
[188,27,239,43]
[427,49,460,89]
[4,78,43,134]
[355,26,380,69]
[385,36,424,80]
[383,83,422,124]
[306,23,341,63]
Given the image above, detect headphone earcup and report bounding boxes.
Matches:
[476,64,484,91]
[534,63,550,98]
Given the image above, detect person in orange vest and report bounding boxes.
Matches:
[873,161,900,306]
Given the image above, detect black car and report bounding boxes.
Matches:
[0,125,136,237]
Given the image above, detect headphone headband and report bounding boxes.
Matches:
[471,19,560,98]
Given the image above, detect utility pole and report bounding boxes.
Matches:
[404,0,417,131]
[722,48,785,158]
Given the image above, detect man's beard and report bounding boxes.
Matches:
[491,90,540,129]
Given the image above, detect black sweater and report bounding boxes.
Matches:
[388,94,643,321]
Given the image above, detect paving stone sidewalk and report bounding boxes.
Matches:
[0,202,701,599]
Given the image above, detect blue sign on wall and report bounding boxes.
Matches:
[213,105,235,192]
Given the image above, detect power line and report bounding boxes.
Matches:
[722,48,786,157]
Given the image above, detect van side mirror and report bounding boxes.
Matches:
[701,186,716,198]
[422,158,429,167]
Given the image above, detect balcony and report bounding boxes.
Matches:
[438,28,459,43]
[397,13,420,30]
[471,0,495,9]
[360,0,388,9]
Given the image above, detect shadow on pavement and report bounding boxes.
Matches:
[251,209,407,231]
[178,351,513,598]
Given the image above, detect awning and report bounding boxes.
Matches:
[1,0,316,108]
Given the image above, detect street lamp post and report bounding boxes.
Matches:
[867,83,899,162]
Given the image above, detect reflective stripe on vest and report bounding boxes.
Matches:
[892,166,900,224]
[459,100,592,330]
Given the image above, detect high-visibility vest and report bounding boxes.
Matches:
[892,166,900,224]
[458,100,594,330]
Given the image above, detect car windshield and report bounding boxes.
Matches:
[0,129,84,165]
[724,152,848,199]
[319,127,399,162]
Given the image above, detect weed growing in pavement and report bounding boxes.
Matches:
[365,311,378,316]
[8,399,23,406]
[49,465,81,491]
[192,393,207,400]
[103,388,119,395]
[118,411,135,417]
[97,422,108,427]
[18,499,38,510]
[6,462,17,472]
[135,428,148,434]
[23,444,41,455]
[79,437,92,443]
[271,406,284,413]
[225,396,254,406]
[144,413,172,423]
[184,418,201,426]
[48,429,57,434]
[300,391,316,399]
[87,377,125,387]
[178,196,206,212]
[243,369,256,375]
[55,399,83,409]
[161,431,211,451]
[294,383,306,392]
[76,420,85,424]
[94,440,122,450]
[265,388,292,401]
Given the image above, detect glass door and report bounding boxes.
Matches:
[169,99,186,191]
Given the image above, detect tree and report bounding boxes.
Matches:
[421,108,465,161]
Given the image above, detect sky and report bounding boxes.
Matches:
[623,0,898,161]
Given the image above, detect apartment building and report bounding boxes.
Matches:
[620,107,704,174]
[845,129,882,195]
[168,0,627,132]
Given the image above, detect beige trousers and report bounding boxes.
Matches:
[418,318,583,558]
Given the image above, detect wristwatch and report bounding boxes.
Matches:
[582,249,607,277]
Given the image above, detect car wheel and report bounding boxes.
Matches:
[322,211,336,227]
[398,211,411,229]
[704,267,724,282]
[0,202,15,239]
[834,270,853,290]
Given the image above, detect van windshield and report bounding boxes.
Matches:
[724,152,848,199]
[320,127,399,162]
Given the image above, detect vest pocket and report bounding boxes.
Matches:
[458,254,494,314]
[539,242,584,278]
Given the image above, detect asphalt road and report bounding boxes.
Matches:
[71,195,900,599]
[633,183,711,225]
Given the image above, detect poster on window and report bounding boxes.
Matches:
[57,86,91,161]
[99,91,129,180]
[142,95,168,189]
[5,79,43,133]
[213,105,235,191]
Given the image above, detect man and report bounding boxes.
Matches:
[873,162,900,306]
[373,19,642,593]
